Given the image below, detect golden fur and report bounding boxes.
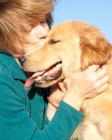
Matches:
[22,20,112,140]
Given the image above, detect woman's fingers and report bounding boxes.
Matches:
[95,65,108,80]
[58,81,67,92]
[94,74,109,93]
[83,65,108,82]
[98,83,109,93]
[84,65,99,74]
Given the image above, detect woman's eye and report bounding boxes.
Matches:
[40,20,47,25]
[40,20,47,27]
[40,20,46,23]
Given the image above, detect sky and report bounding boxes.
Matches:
[52,0,112,44]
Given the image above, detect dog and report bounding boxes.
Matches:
[19,20,112,140]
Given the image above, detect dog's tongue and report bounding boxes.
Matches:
[25,71,44,90]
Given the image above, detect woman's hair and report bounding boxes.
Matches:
[0,0,56,55]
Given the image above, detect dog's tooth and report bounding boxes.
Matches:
[53,67,57,71]
[35,78,38,81]
[45,72,48,76]
[36,76,42,81]
[38,76,42,80]
[49,70,53,74]
[56,64,62,69]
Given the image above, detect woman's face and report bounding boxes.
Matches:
[13,19,49,58]
[24,20,49,54]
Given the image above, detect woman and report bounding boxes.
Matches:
[0,0,109,140]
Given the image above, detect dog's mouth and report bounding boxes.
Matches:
[24,62,62,90]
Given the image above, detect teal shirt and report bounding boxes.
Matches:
[0,53,84,140]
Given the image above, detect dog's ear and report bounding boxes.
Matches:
[79,26,112,70]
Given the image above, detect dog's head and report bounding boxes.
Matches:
[20,20,112,89]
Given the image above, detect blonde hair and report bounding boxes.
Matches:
[0,0,56,55]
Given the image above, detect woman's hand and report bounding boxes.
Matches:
[47,64,109,120]
[47,80,67,108]
[63,65,109,110]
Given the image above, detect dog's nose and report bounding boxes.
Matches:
[18,56,26,66]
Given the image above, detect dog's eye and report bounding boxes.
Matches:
[49,39,59,44]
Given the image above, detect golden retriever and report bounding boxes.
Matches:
[20,20,112,140]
